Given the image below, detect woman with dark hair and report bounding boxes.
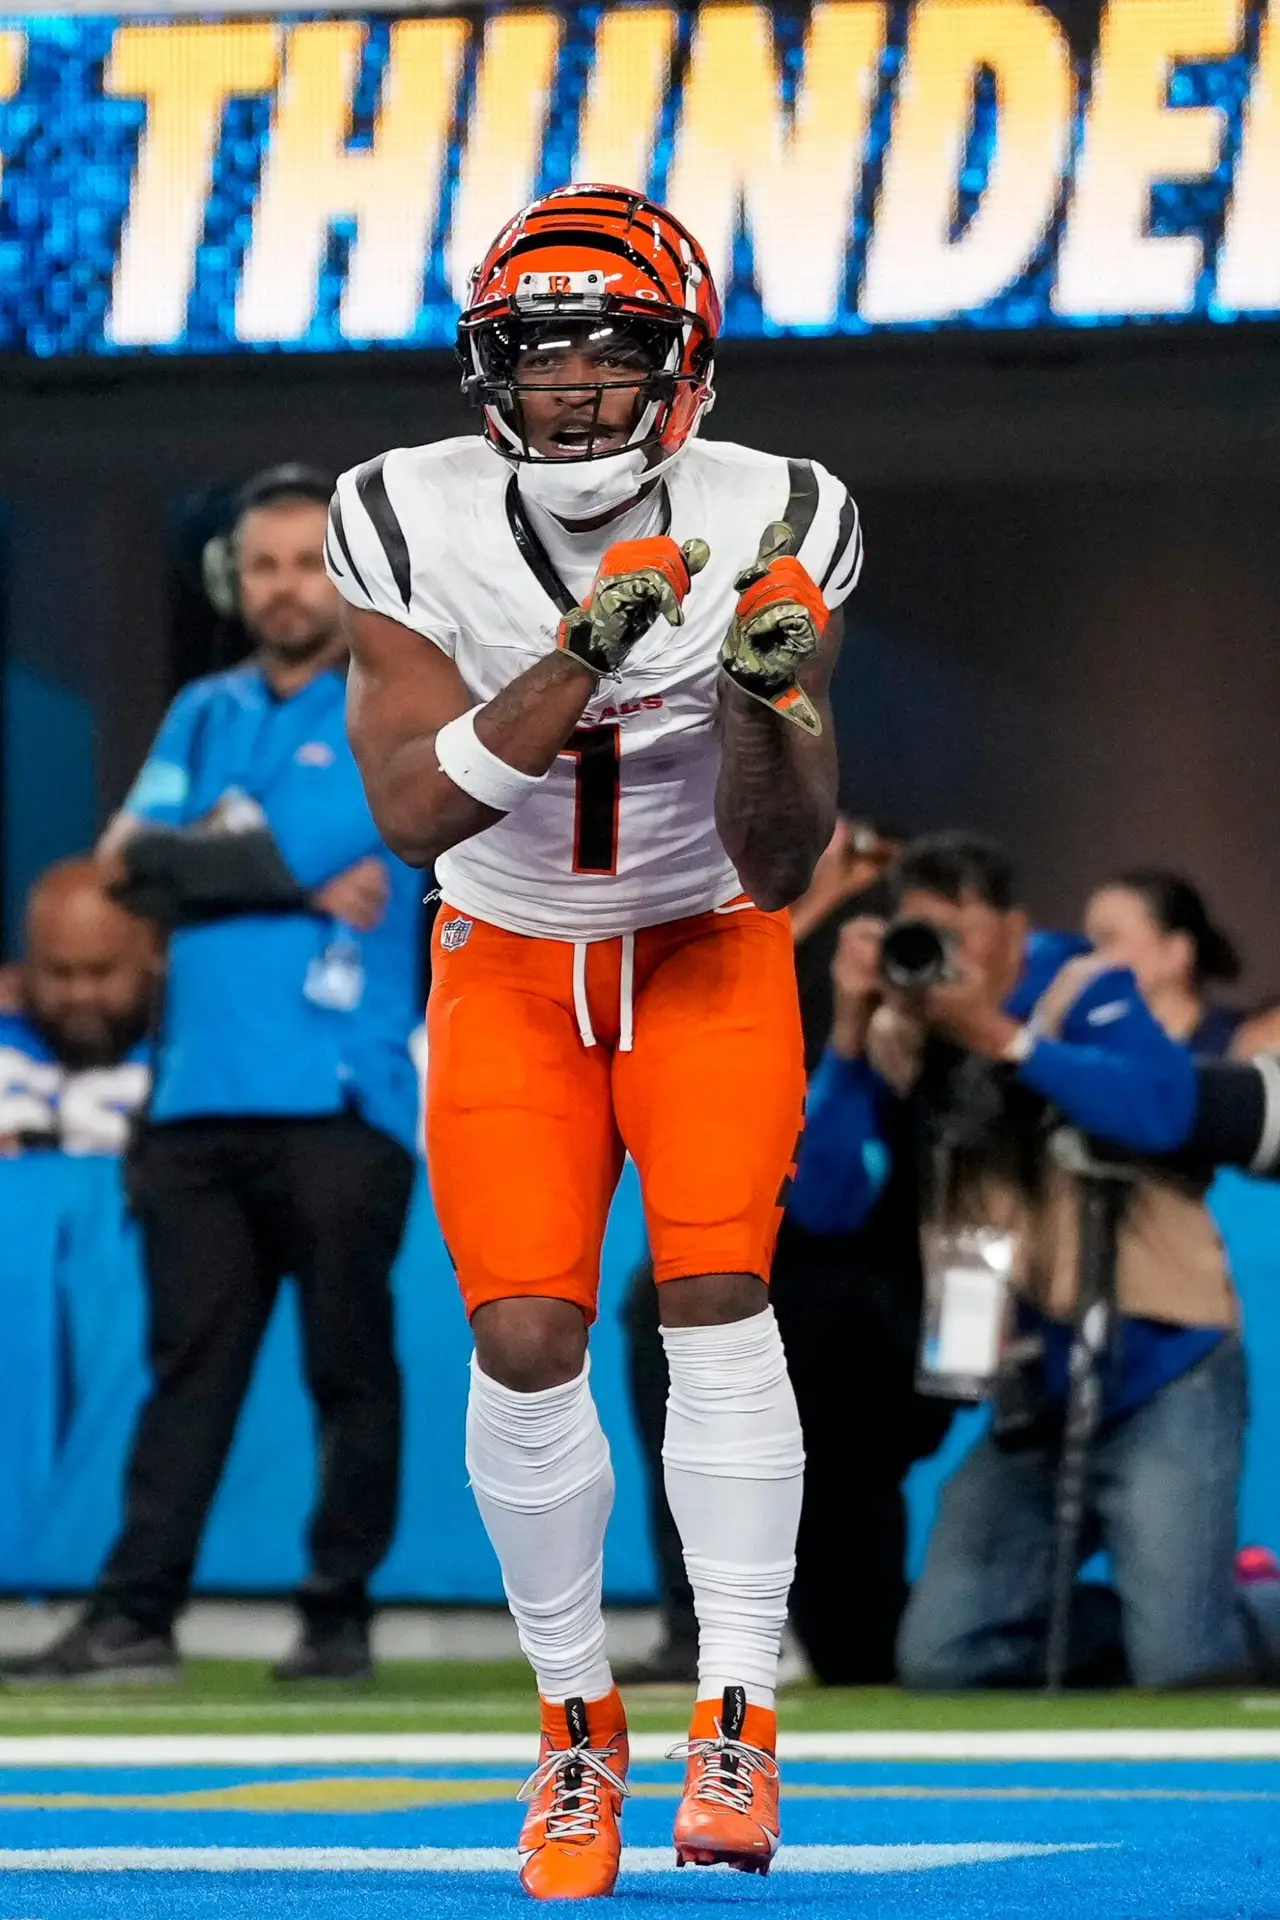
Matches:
[1084,870,1244,1058]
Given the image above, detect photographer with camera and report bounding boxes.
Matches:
[789,832,1247,1690]
[771,896,952,1684]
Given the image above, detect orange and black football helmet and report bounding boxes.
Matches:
[457,184,722,467]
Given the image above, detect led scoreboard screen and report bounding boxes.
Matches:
[1,0,1278,357]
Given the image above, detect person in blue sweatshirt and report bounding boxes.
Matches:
[790,831,1246,1690]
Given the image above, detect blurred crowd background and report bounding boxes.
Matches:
[3,0,1280,1692]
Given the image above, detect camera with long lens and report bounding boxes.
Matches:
[879,917,960,992]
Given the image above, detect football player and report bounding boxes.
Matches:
[328,185,863,1900]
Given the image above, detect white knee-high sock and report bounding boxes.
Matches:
[465,1354,615,1704]
[661,1309,804,1710]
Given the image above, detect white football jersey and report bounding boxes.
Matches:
[328,436,862,941]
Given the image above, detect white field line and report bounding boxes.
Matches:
[0,1730,1273,1766]
[0,1842,1104,1874]
[0,1699,529,1723]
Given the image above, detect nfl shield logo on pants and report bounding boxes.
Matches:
[441,916,473,952]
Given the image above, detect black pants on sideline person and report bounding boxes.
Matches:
[770,1219,953,1685]
[771,1228,951,1681]
[97,1112,414,1635]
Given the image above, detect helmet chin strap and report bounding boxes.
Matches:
[516,443,682,522]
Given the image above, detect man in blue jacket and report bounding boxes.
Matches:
[790,832,1246,1690]
[2,467,423,1687]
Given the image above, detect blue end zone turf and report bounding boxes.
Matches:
[0,1756,1276,1918]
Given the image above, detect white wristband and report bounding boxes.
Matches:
[435,707,550,815]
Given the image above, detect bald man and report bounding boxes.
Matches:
[26,860,157,1064]
[0,860,155,1154]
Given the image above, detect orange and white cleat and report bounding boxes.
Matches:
[516,1689,630,1900]
[671,1685,780,1874]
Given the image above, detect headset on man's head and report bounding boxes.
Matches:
[200,463,336,619]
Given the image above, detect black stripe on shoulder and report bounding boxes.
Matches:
[828,515,864,596]
[328,499,371,603]
[354,455,413,610]
[783,459,821,552]
[820,492,859,590]
[833,522,864,595]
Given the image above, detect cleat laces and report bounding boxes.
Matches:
[519,1741,629,1843]
[668,1722,779,1817]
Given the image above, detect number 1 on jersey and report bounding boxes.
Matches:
[564,726,620,875]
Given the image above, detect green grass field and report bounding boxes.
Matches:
[0,1661,1271,1736]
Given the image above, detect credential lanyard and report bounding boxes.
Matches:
[502,475,671,618]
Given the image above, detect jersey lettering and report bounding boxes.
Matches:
[594,696,665,721]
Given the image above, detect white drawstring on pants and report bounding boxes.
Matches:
[570,936,636,1054]
[618,934,635,1053]
[572,942,596,1049]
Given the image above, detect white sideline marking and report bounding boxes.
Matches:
[0,1730,1273,1766]
[787,1731,1280,1761]
[0,1699,529,1723]
[0,1842,1102,1874]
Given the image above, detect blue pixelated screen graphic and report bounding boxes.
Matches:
[0,1,1275,358]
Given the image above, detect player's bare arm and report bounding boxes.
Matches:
[715,560,843,913]
[345,522,707,870]
[343,602,598,868]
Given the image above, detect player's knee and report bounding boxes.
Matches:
[658,1271,769,1327]
[471,1296,589,1392]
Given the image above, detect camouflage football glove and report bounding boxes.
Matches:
[558,535,710,678]
[720,522,829,735]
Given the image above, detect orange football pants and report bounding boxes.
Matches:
[425,899,805,1322]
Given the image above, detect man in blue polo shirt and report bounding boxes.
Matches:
[2,467,422,1687]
